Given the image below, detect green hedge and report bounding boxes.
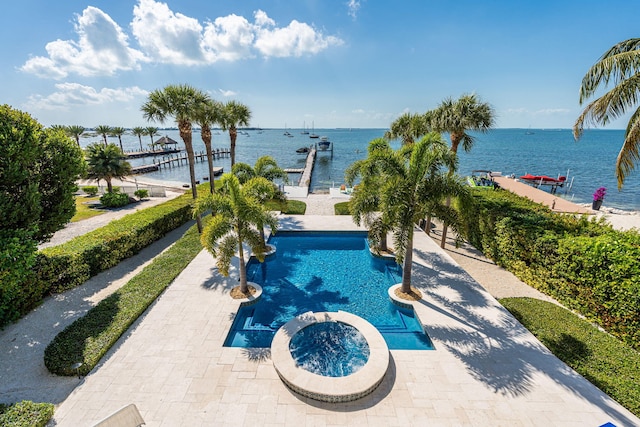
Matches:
[0,191,193,328]
[44,220,203,376]
[460,189,640,350]
[0,401,54,427]
[501,297,640,417]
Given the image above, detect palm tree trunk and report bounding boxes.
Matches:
[118,136,123,152]
[138,136,143,152]
[202,125,215,194]
[106,178,113,193]
[238,239,248,294]
[401,233,413,293]
[180,122,202,233]
[230,127,238,167]
[425,215,432,234]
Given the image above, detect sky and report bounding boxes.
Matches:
[1,0,639,130]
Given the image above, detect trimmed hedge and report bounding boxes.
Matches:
[44,220,203,376]
[0,401,54,427]
[334,201,350,215]
[0,190,193,328]
[460,189,640,350]
[501,297,640,417]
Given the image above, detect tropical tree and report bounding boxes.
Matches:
[145,126,159,150]
[220,100,252,167]
[194,99,224,193]
[429,93,495,246]
[95,125,112,146]
[65,125,85,146]
[141,84,210,232]
[110,126,127,152]
[195,173,278,294]
[384,112,430,145]
[232,156,289,249]
[85,142,132,193]
[346,134,471,294]
[574,38,640,188]
[132,126,146,152]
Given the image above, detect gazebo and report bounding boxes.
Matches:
[153,135,179,148]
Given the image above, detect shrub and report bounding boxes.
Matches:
[334,201,350,215]
[45,219,203,376]
[459,189,640,350]
[134,189,149,200]
[500,297,640,417]
[100,191,129,208]
[82,186,99,197]
[0,401,54,427]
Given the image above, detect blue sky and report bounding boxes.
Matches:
[1,0,639,129]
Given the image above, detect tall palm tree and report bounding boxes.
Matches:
[574,38,640,188]
[132,126,146,152]
[95,125,112,147]
[233,156,289,249]
[220,100,251,167]
[65,125,85,146]
[85,142,132,193]
[384,112,430,145]
[346,134,470,294]
[194,173,278,294]
[429,93,495,247]
[194,99,224,193]
[110,126,127,152]
[145,126,159,150]
[141,84,210,232]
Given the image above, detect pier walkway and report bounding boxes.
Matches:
[493,176,592,214]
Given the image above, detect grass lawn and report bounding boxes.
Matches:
[334,201,350,215]
[265,199,306,214]
[71,196,104,222]
[500,297,640,417]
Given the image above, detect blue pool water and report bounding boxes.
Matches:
[290,321,370,377]
[224,231,433,350]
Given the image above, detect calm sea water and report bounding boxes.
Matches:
[81,128,640,211]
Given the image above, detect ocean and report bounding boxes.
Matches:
[81,128,640,211]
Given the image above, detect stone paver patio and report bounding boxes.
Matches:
[51,215,639,426]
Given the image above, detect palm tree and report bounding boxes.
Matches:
[141,84,210,232]
[384,112,430,145]
[574,38,640,188]
[232,156,289,249]
[429,93,495,247]
[145,126,159,150]
[95,125,112,147]
[110,126,127,152]
[195,173,278,294]
[132,127,146,152]
[219,100,252,167]
[85,142,132,193]
[65,125,85,146]
[194,99,224,193]
[346,134,470,294]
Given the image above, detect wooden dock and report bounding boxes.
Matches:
[131,149,230,175]
[493,176,592,214]
[126,149,181,159]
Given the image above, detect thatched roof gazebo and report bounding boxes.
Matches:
[154,135,179,147]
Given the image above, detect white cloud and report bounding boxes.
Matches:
[21,6,146,79]
[132,0,205,65]
[347,0,361,19]
[534,108,571,115]
[24,83,148,110]
[218,89,237,97]
[21,1,344,77]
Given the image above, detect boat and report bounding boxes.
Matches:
[301,121,309,135]
[318,136,331,150]
[466,170,499,189]
[296,147,309,154]
[519,173,567,194]
[309,121,319,138]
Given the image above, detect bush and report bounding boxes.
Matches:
[264,199,306,214]
[134,189,149,200]
[334,201,350,215]
[100,191,129,208]
[500,297,640,417]
[459,189,640,350]
[82,186,99,197]
[45,219,203,376]
[0,401,54,427]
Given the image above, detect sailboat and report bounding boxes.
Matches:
[309,121,319,139]
[301,121,309,135]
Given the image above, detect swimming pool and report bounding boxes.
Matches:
[224,231,433,350]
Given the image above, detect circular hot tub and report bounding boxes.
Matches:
[271,311,389,403]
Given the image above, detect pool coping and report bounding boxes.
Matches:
[271,311,390,403]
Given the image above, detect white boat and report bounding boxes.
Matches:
[309,121,319,138]
[318,136,330,150]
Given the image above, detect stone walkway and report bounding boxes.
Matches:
[2,193,638,426]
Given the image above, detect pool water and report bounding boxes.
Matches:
[224,231,433,350]
[290,321,370,377]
